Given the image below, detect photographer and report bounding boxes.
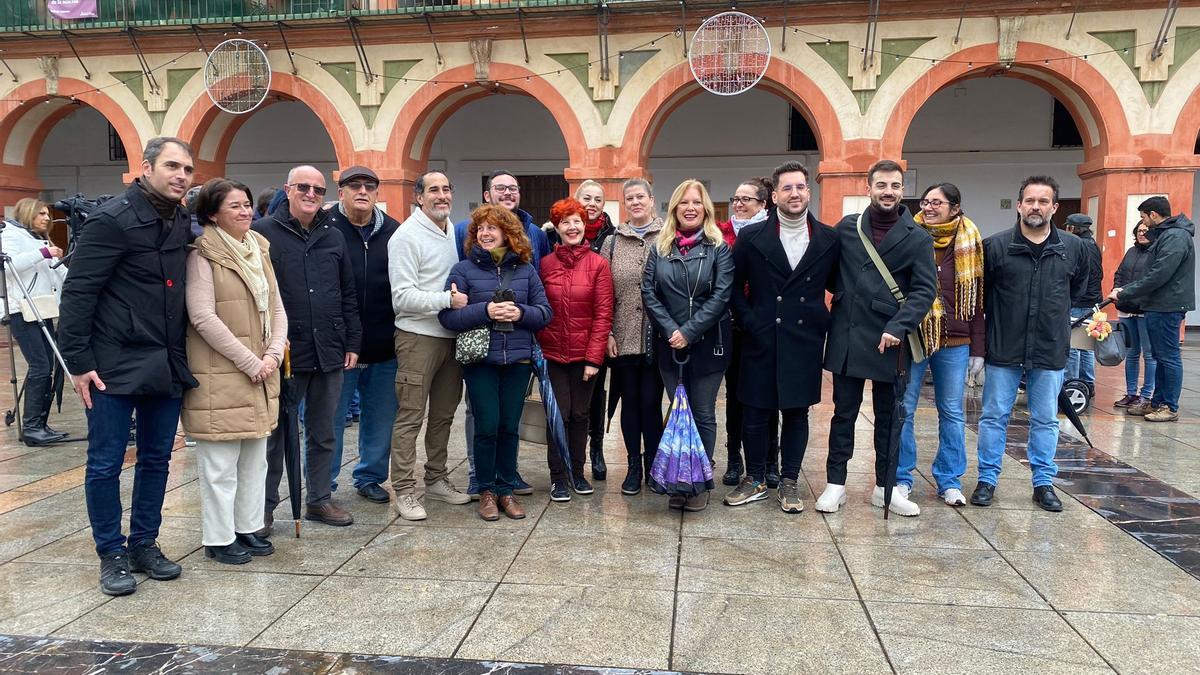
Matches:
[2,198,68,445]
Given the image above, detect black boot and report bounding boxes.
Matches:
[643,450,656,488]
[20,377,67,446]
[765,429,781,489]
[590,437,607,481]
[621,454,643,495]
[35,377,68,439]
[723,441,744,486]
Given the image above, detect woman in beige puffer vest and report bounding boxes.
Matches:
[182,178,287,565]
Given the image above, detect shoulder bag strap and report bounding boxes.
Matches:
[854,214,926,364]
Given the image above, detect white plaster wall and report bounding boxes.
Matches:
[225,101,338,197]
[37,106,128,201]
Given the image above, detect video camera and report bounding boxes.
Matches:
[53,193,113,257]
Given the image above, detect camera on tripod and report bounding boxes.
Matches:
[53,193,113,258]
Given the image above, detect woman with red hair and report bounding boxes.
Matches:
[440,205,552,521]
[538,199,614,502]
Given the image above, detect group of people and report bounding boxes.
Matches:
[17,135,1192,598]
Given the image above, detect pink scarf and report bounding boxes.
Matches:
[675,228,703,256]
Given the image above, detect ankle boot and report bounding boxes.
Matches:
[621,454,643,495]
[590,438,607,481]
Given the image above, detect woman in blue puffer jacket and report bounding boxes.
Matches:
[440,205,552,522]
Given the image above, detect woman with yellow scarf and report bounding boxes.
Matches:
[895,183,985,509]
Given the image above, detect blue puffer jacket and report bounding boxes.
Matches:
[438,246,552,365]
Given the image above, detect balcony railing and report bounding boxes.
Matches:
[0,0,608,33]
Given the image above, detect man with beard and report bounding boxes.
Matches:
[255,165,362,531]
[818,159,936,516]
[973,176,1088,512]
[388,170,471,521]
[59,137,197,595]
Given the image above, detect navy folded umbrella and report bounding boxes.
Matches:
[531,343,571,470]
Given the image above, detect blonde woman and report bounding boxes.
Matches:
[640,179,734,511]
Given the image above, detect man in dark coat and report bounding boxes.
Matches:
[326,165,402,504]
[59,137,197,596]
[818,160,937,516]
[1066,213,1103,391]
[724,161,838,514]
[975,176,1088,512]
[253,165,362,532]
[1109,196,1196,422]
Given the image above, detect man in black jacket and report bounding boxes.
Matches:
[974,176,1088,512]
[254,165,362,531]
[1109,196,1196,422]
[1066,213,1103,392]
[59,137,196,596]
[818,160,937,517]
[326,166,403,504]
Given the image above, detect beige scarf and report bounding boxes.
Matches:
[214,226,271,341]
[913,213,984,354]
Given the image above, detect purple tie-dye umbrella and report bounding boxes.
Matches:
[649,353,714,496]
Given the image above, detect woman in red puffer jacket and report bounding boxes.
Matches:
[538,198,614,502]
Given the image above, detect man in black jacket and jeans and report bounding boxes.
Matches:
[326,165,402,504]
[1109,196,1196,422]
[59,137,197,596]
[1066,213,1103,393]
[254,165,362,532]
[818,159,937,516]
[974,176,1088,512]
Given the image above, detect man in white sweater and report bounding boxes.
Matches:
[387,170,470,521]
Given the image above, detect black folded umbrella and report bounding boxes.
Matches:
[882,346,910,520]
[280,349,302,538]
[1057,390,1095,448]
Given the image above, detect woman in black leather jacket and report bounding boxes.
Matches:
[641,179,734,511]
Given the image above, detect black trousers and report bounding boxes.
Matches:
[265,368,343,511]
[745,405,809,483]
[587,364,607,447]
[724,329,779,468]
[827,373,895,486]
[611,359,663,469]
[546,361,597,482]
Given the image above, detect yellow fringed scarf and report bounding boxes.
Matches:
[914,212,984,355]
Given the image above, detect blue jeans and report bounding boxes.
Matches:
[331,359,398,491]
[84,392,183,555]
[897,344,968,494]
[1121,316,1156,398]
[1067,307,1096,385]
[976,364,1064,488]
[1146,311,1185,412]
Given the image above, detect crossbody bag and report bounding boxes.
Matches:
[454,264,516,365]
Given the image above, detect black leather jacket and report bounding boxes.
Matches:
[640,235,734,376]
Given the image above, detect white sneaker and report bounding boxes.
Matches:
[397,494,427,521]
[941,488,967,507]
[815,484,848,513]
[871,485,921,516]
[425,477,471,505]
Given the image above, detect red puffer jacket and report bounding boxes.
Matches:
[538,244,614,366]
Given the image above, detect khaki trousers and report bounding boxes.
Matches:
[195,437,268,546]
[390,330,463,495]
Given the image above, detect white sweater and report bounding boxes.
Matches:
[388,208,458,339]
[0,222,67,319]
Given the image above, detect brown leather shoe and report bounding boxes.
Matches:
[478,490,500,521]
[254,511,274,538]
[497,495,526,519]
[304,501,353,527]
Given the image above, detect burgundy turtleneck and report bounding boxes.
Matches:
[869,203,900,247]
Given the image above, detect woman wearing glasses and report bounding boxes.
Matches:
[601,178,666,496]
[716,177,780,489]
[1113,222,1156,410]
[642,179,734,512]
[894,183,984,510]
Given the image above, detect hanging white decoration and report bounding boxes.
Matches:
[688,11,772,96]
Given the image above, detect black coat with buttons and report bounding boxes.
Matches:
[252,201,362,373]
[823,205,937,383]
[730,211,839,410]
[59,181,198,396]
[326,206,401,364]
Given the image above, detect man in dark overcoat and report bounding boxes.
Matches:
[819,160,937,516]
[724,161,839,514]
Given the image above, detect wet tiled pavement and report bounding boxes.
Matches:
[1,343,1199,673]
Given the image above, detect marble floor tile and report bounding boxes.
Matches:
[960,506,1150,555]
[822,500,993,550]
[1005,550,1200,615]
[671,593,890,674]
[1063,611,1200,674]
[504,530,678,591]
[0,509,90,563]
[677,537,855,600]
[54,569,322,646]
[536,490,683,538]
[0,491,54,515]
[336,524,527,582]
[16,516,201,566]
[251,576,493,656]
[382,491,539,531]
[0,562,113,635]
[0,475,42,492]
[869,602,1112,674]
[680,491,833,544]
[839,544,1047,609]
[184,519,388,576]
[456,583,673,670]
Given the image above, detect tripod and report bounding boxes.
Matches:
[0,221,74,444]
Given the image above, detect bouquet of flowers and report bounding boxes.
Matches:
[1086,310,1113,341]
